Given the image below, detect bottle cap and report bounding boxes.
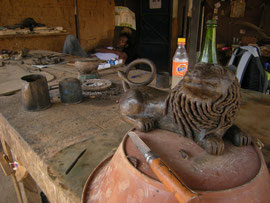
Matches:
[178,38,186,44]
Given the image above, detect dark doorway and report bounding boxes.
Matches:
[114,0,173,72]
[138,0,173,72]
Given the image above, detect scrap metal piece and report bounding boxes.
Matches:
[65,149,87,175]
[32,54,64,65]
[82,79,112,92]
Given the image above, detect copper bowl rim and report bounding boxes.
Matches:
[81,132,267,202]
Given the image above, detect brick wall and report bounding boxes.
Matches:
[0,0,115,52]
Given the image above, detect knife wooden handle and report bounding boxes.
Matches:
[150,158,199,203]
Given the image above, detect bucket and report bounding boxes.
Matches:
[21,74,51,111]
[82,129,270,203]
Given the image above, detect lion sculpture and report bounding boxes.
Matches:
[118,59,252,155]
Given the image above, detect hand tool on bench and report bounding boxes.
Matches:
[128,131,200,203]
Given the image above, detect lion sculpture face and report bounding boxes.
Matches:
[182,63,237,102]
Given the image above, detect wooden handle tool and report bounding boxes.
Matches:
[128,131,200,203]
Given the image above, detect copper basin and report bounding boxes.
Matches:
[82,129,270,202]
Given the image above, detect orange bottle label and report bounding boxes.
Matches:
[173,61,188,76]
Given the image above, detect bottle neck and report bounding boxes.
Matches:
[198,25,217,64]
[177,43,186,48]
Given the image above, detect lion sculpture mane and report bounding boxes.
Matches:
[118,60,252,155]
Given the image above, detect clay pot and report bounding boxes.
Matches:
[82,129,270,203]
[75,60,99,74]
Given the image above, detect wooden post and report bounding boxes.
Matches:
[188,0,201,67]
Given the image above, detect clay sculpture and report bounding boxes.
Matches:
[118,59,252,155]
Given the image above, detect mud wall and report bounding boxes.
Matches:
[204,0,270,45]
[0,0,115,52]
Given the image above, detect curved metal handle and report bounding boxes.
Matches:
[118,58,157,87]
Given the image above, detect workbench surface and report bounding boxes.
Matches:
[1,51,270,203]
[0,51,134,203]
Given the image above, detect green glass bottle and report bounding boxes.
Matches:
[198,20,218,64]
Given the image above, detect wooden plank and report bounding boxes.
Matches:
[0,32,68,38]
[0,151,13,176]
[20,174,41,203]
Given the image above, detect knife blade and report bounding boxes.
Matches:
[128,131,200,203]
[128,131,151,155]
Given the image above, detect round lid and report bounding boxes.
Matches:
[125,129,261,191]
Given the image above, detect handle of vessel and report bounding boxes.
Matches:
[150,158,200,203]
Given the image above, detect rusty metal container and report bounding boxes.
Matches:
[21,74,51,111]
[82,129,270,203]
[59,77,82,104]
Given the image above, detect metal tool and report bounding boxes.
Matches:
[65,149,87,175]
[128,131,200,203]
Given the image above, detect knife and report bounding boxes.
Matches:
[128,131,200,203]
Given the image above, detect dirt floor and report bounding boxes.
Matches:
[0,171,17,203]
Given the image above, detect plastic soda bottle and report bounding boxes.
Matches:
[171,38,189,88]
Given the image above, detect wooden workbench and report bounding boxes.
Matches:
[0,51,270,203]
[0,51,135,203]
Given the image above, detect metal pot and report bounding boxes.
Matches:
[82,129,270,203]
[21,74,51,111]
[59,77,82,104]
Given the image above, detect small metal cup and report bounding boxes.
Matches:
[21,74,51,111]
[156,72,170,88]
[59,78,82,104]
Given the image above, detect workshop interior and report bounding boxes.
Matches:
[0,0,270,203]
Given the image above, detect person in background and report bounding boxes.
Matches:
[62,33,131,64]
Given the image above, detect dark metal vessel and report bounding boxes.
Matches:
[21,74,51,111]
